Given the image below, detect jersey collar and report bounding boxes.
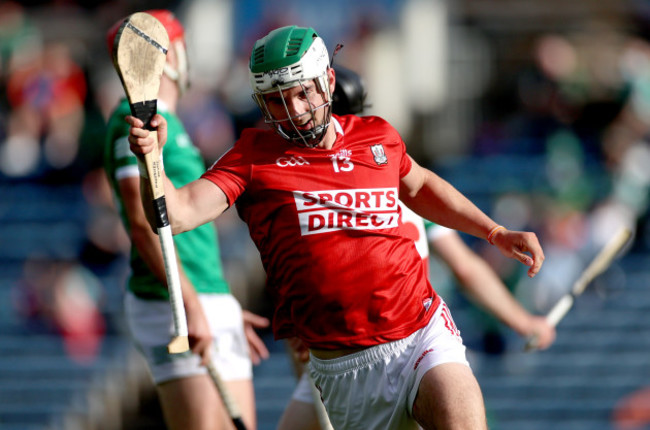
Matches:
[326,116,345,151]
[332,116,343,136]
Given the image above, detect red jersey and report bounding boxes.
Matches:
[202,114,439,349]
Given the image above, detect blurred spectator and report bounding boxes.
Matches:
[1,40,87,176]
[177,84,236,165]
[12,254,106,365]
[215,49,266,136]
[0,1,42,81]
[597,35,650,236]
[79,167,131,275]
[613,387,650,430]
[50,259,106,364]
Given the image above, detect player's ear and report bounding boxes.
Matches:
[327,67,336,95]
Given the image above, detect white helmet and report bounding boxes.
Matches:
[249,25,332,147]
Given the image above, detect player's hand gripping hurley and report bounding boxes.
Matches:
[110,12,189,354]
[525,227,632,351]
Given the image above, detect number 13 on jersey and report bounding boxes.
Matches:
[330,150,354,173]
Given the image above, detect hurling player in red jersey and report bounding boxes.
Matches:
[276,65,556,430]
[127,25,545,430]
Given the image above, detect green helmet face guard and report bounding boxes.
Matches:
[249,25,333,147]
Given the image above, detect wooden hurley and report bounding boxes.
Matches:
[111,12,189,354]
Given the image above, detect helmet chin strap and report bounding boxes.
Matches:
[163,41,189,95]
[163,64,179,80]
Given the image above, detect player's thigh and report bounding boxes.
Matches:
[277,399,321,430]
[277,372,320,430]
[412,362,487,430]
[225,378,258,430]
[157,374,232,430]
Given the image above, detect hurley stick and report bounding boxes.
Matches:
[525,227,632,351]
[111,12,189,353]
[206,359,248,430]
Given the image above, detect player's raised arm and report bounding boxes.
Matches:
[399,156,497,238]
[126,114,229,234]
[400,155,544,277]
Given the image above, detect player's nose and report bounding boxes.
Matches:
[285,97,310,118]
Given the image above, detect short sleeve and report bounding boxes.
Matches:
[399,147,412,178]
[201,143,250,207]
[388,122,411,178]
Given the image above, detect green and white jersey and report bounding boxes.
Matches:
[104,98,230,299]
[423,219,454,244]
[399,203,453,258]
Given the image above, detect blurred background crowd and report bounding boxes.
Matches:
[1,0,650,429]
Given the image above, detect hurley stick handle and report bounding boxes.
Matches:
[144,131,189,354]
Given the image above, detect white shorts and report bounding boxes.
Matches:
[292,372,316,403]
[125,292,252,384]
[308,299,469,430]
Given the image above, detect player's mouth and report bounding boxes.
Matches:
[292,118,314,130]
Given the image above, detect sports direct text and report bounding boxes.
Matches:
[293,188,399,235]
